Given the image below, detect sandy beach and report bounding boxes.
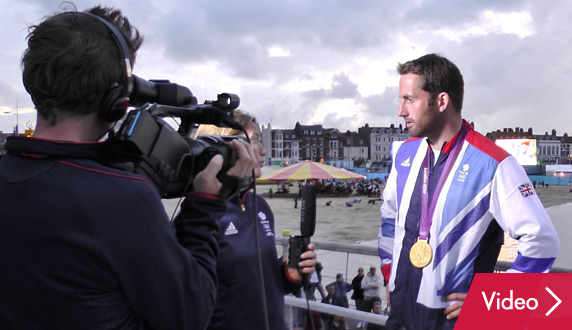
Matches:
[163,183,572,270]
[256,183,572,269]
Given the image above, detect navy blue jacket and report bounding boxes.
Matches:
[0,136,223,330]
[208,191,301,330]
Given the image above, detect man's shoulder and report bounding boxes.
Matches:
[465,127,510,163]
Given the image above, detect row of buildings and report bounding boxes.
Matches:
[260,122,572,170]
[3,122,571,169]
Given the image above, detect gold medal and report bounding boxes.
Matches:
[410,238,432,268]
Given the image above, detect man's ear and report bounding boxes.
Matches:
[437,92,450,113]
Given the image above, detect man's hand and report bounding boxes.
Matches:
[287,243,317,282]
[442,292,467,320]
[192,139,257,196]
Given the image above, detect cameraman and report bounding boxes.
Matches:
[196,111,317,330]
[0,5,256,330]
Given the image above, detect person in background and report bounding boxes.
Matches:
[327,273,353,308]
[324,314,349,330]
[304,295,323,330]
[351,267,366,311]
[379,53,559,329]
[361,266,382,312]
[307,261,326,299]
[322,284,344,306]
[364,301,385,330]
[0,5,257,329]
[321,284,345,324]
[196,110,317,330]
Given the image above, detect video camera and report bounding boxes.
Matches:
[106,75,250,199]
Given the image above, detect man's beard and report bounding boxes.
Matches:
[408,100,444,141]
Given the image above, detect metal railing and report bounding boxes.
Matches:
[277,236,572,328]
[277,236,387,327]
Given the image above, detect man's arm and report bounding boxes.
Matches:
[491,157,559,273]
[443,156,560,320]
[378,165,398,291]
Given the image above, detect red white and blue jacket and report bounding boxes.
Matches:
[378,121,559,329]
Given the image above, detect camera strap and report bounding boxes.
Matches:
[216,173,253,200]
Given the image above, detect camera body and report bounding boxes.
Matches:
[105,77,246,199]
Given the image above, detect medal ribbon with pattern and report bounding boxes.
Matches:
[410,124,468,268]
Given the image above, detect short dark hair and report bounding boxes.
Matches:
[397,53,464,113]
[21,4,143,125]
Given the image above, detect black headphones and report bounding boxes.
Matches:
[83,12,133,123]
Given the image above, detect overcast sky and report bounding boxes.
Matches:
[1,0,571,137]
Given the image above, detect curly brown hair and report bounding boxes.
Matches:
[22,4,143,125]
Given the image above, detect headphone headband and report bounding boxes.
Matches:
[82,12,133,95]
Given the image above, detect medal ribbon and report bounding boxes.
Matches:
[419,124,468,240]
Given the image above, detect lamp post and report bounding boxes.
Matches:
[15,105,19,135]
[4,105,19,135]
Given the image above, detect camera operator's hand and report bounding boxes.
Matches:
[192,139,257,196]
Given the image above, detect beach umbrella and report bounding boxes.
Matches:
[260,165,282,175]
[256,160,365,183]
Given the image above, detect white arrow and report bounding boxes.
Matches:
[545,287,561,316]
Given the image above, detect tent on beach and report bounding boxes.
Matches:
[256,160,365,183]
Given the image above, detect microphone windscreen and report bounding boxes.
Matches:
[300,184,317,237]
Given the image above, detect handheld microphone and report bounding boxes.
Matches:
[287,184,316,270]
[300,184,317,237]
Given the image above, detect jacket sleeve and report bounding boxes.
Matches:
[280,259,303,294]
[379,163,398,265]
[490,157,559,273]
[97,186,224,330]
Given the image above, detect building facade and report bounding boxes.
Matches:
[261,122,572,169]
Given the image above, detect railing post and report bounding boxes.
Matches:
[282,230,293,329]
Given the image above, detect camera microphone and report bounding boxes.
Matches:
[300,184,317,237]
[287,184,316,271]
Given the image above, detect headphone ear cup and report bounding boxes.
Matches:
[100,86,128,123]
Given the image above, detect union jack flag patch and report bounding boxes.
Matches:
[518,183,535,197]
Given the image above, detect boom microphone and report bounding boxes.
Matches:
[287,184,316,270]
[300,184,317,237]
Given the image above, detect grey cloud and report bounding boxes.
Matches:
[331,73,359,99]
